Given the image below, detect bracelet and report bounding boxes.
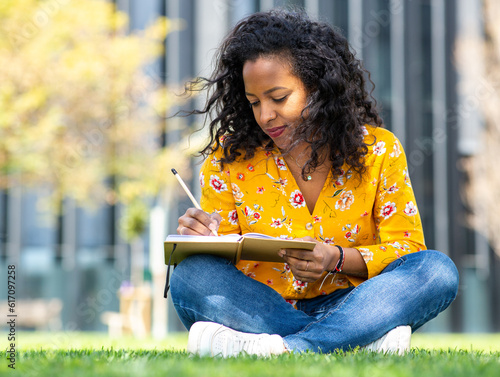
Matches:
[329,245,345,273]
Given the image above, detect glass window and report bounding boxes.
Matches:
[321,0,349,38]
[76,206,114,248]
[274,0,305,8]
[230,0,259,26]
[21,189,56,247]
[128,0,162,31]
[20,189,56,272]
[362,0,392,130]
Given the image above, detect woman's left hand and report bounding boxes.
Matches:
[278,236,338,282]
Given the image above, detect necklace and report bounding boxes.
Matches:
[288,155,312,181]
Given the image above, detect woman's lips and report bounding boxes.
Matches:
[267,125,287,138]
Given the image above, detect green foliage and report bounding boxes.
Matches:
[0,0,188,210]
[120,199,148,241]
[2,332,500,377]
[2,348,499,377]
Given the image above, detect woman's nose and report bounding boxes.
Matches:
[259,104,277,124]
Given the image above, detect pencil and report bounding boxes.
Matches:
[171,168,218,236]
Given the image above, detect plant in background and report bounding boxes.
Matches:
[0,0,192,242]
[459,0,500,259]
[120,198,148,286]
[0,0,204,316]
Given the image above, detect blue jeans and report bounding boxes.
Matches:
[170,250,459,353]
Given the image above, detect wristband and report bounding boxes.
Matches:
[319,245,345,291]
[330,245,345,273]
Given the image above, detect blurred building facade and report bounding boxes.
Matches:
[1,0,498,334]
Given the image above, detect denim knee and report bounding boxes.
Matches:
[420,250,459,302]
[170,254,232,302]
[171,254,207,281]
[170,255,207,293]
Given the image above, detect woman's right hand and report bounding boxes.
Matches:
[177,208,221,236]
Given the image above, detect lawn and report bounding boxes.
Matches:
[2,331,499,377]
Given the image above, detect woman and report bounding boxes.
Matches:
[169,9,459,357]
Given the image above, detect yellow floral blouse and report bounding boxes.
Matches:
[199,125,426,301]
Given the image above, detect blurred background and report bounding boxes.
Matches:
[1,0,499,341]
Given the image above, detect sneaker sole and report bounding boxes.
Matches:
[187,321,223,356]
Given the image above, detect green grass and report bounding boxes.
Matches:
[2,331,499,377]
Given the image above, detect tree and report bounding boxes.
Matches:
[459,0,500,258]
[0,0,190,208]
[0,0,198,291]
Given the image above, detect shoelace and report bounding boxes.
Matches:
[232,334,269,356]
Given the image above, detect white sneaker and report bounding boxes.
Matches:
[187,321,286,358]
[362,325,412,355]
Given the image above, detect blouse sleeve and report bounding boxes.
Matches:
[199,148,242,235]
[355,134,426,282]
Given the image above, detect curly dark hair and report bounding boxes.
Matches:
[187,9,383,181]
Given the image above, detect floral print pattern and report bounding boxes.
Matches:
[387,184,399,194]
[232,183,244,201]
[228,209,238,225]
[343,223,360,243]
[199,126,425,300]
[380,202,397,219]
[358,247,374,262]
[209,175,227,193]
[403,201,418,216]
[275,157,287,170]
[271,218,284,228]
[290,190,306,208]
[335,190,355,211]
[390,141,402,158]
[292,278,308,293]
[373,141,386,156]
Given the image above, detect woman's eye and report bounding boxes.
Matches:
[274,95,288,103]
[249,100,259,107]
